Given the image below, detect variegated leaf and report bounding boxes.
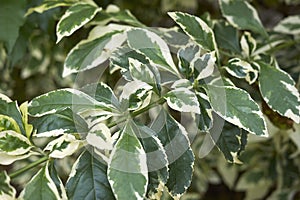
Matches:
[168,11,217,51]
[79,109,118,128]
[131,122,168,198]
[195,92,213,132]
[93,4,145,27]
[0,115,21,133]
[44,134,82,159]
[19,162,61,200]
[151,110,194,198]
[259,62,300,123]
[171,79,193,89]
[63,31,126,77]
[119,80,152,111]
[26,0,76,16]
[129,58,157,86]
[80,82,120,110]
[127,28,179,76]
[0,171,16,200]
[206,85,268,136]
[0,93,12,102]
[224,58,259,84]
[211,116,248,163]
[32,108,88,134]
[66,150,115,200]
[156,27,190,49]
[219,0,268,37]
[274,15,300,35]
[177,43,201,78]
[240,32,257,58]
[110,45,149,80]
[0,130,31,156]
[108,121,148,200]
[28,88,114,117]
[0,152,35,166]
[86,123,113,151]
[20,102,33,138]
[193,51,216,80]
[48,161,68,200]
[164,88,200,114]
[0,99,26,135]
[56,2,100,43]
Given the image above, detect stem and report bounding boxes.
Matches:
[107,98,166,128]
[9,156,49,178]
[131,98,166,117]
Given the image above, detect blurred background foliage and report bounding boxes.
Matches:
[0,0,300,199]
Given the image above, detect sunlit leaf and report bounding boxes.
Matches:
[108,121,148,200]
[206,85,268,136]
[168,11,217,51]
[56,2,100,43]
[259,62,300,123]
[164,88,200,114]
[219,0,267,37]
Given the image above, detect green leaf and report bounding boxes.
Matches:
[0,171,16,199]
[195,92,213,132]
[0,99,26,135]
[0,0,25,53]
[131,122,168,198]
[26,0,76,16]
[20,162,61,200]
[28,88,114,117]
[273,15,300,35]
[224,58,259,84]
[43,134,81,159]
[259,62,300,123]
[32,108,88,134]
[108,122,148,200]
[151,110,194,198]
[219,0,267,37]
[168,11,217,51]
[206,85,268,136]
[80,82,120,110]
[212,118,248,163]
[214,20,241,53]
[164,88,200,114]
[66,150,115,200]
[63,31,125,77]
[127,28,179,76]
[93,5,145,27]
[56,2,100,43]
